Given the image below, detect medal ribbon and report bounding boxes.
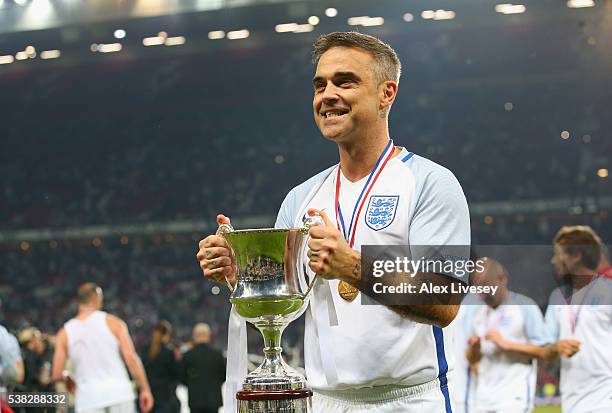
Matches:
[485,306,506,332]
[334,139,395,248]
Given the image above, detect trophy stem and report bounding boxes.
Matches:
[258,324,286,372]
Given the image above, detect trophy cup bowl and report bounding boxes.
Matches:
[220,218,320,413]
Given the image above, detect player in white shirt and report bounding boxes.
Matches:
[52,283,154,413]
[543,226,612,413]
[451,294,480,413]
[197,32,470,412]
[465,258,547,413]
[0,323,24,393]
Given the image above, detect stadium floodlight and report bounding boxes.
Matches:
[14,0,27,5]
[40,50,60,59]
[325,8,337,17]
[421,10,435,19]
[275,23,313,34]
[567,0,595,8]
[347,16,384,27]
[403,13,414,22]
[98,43,122,53]
[308,16,320,25]
[227,29,249,40]
[24,0,54,22]
[495,4,527,14]
[15,51,28,60]
[275,23,299,33]
[143,36,165,46]
[208,30,225,39]
[0,55,14,65]
[114,29,126,39]
[165,36,186,46]
[561,130,570,140]
[422,9,456,20]
[433,10,455,20]
[347,16,367,25]
[361,17,384,26]
[294,24,314,33]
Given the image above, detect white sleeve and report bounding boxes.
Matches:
[408,168,471,280]
[543,305,560,343]
[274,189,296,229]
[522,305,548,345]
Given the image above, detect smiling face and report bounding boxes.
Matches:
[312,47,385,143]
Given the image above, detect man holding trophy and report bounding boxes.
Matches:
[197,32,470,413]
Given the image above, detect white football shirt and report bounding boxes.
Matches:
[275,147,470,409]
[64,311,135,411]
[544,277,612,413]
[451,295,480,413]
[467,292,547,412]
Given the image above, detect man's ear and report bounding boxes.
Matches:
[380,80,398,116]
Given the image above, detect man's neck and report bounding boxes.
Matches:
[571,268,596,290]
[76,305,98,319]
[337,132,393,182]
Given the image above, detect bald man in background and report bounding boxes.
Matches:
[52,283,153,413]
[465,258,547,413]
[180,323,225,413]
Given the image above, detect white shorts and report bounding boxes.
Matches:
[453,400,471,413]
[312,378,453,413]
[473,407,530,413]
[79,400,136,413]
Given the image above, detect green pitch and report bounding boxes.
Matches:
[534,405,561,413]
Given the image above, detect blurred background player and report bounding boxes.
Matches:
[466,258,548,413]
[451,257,482,413]
[142,321,180,413]
[18,327,53,395]
[1,323,24,413]
[180,323,225,413]
[543,226,612,413]
[451,296,479,413]
[51,283,154,413]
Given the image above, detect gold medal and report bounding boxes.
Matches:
[338,281,359,302]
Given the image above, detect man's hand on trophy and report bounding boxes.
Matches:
[196,214,237,287]
[306,208,360,283]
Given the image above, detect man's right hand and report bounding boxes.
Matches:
[139,389,154,413]
[467,335,481,350]
[556,339,581,357]
[196,214,237,286]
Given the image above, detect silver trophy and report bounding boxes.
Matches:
[218,217,321,413]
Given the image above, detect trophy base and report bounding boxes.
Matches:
[237,389,313,413]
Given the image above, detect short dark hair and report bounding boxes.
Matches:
[312,31,401,84]
[554,225,602,270]
[77,282,101,304]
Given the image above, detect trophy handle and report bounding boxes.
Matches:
[303,214,324,230]
[300,213,325,296]
[216,222,236,292]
